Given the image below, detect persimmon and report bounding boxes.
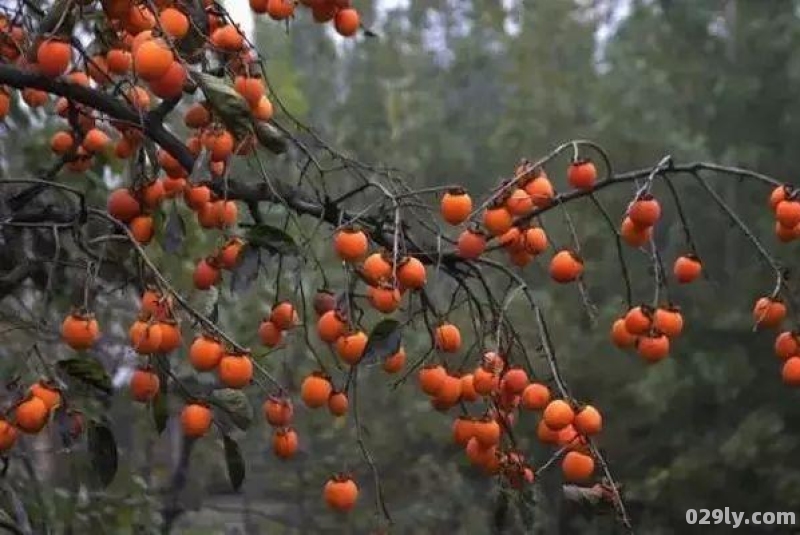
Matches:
[181,403,212,438]
[333,227,369,262]
[106,48,132,74]
[637,333,670,363]
[130,215,154,244]
[433,374,463,408]
[505,188,533,216]
[252,96,274,121]
[317,310,346,343]
[456,373,477,402]
[211,24,244,51]
[567,159,597,190]
[218,354,254,388]
[334,8,360,37]
[311,3,338,22]
[134,39,173,80]
[159,7,189,38]
[50,131,74,154]
[22,88,47,107]
[328,391,349,417]
[624,306,652,335]
[524,174,555,207]
[263,396,293,427]
[557,425,586,451]
[521,383,550,410]
[457,228,486,259]
[258,320,283,348]
[313,290,336,316]
[574,405,602,435]
[157,320,182,353]
[271,427,299,459]
[536,419,560,444]
[628,194,661,227]
[127,85,151,110]
[130,367,160,402]
[382,347,406,374]
[335,330,367,365]
[362,252,392,284]
[193,258,221,290]
[301,372,332,408]
[776,200,800,228]
[107,188,141,223]
[185,185,212,210]
[15,397,48,434]
[250,0,268,14]
[653,306,684,338]
[769,185,791,210]
[473,417,501,447]
[163,176,187,197]
[267,0,295,20]
[434,322,461,353]
[562,451,595,482]
[620,216,652,247]
[0,419,17,452]
[543,399,574,430]
[270,301,298,330]
[775,222,800,243]
[397,256,426,289]
[184,103,211,129]
[501,367,529,395]
[189,334,224,371]
[453,416,476,446]
[753,297,786,329]
[465,437,500,474]
[523,227,548,254]
[499,227,523,251]
[142,179,165,209]
[419,364,447,396]
[129,318,163,354]
[37,38,71,77]
[673,254,702,283]
[775,331,799,360]
[29,381,61,411]
[61,312,100,350]
[82,128,110,153]
[324,475,359,512]
[549,250,583,283]
[610,318,637,348]
[367,284,402,313]
[217,237,244,269]
[441,188,473,225]
[473,365,499,396]
[149,61,187,99]
[781,357,800,386]
[483,205,513,236]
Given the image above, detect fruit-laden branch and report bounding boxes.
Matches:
[0,64,195,172]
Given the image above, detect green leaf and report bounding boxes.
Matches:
[88,422,118,488]
[57,358,112,395]
[244,225,298,255]
[209,389,253,430]
[223,435,245,492]
[193,73,253,140]
[362,319,402,366]
[253,122,288,154]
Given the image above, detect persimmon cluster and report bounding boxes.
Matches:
[250,0,362,37]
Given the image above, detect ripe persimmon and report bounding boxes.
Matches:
[367,284,402,313]
[536,419,560,444]
[272,427,299,459]
[674,254,702,283]
[334,8,361,37]
[301,372,332,408]
[473,365,499,396]
[317,310,346,344]
[441,188,472,225]
[574,405,602,435]
[130,215,154,244]
[61,312,100,350]
[263,396,293,427]
[567,159,597,190]
[781,357,800,386]
[149,61,187,99]
[457,228,486,259]
[397,256,426,289]
[159,7,189,38]
[333,227,368,262]
[129,317,163,354]
[324,475,359,512]
[620,216,652,247]
[653,306,684,338]
[193,258,221,290]
[523,227,548,254]
[157,320,182,353]
[628,194,661,227]
[217,237,244,269]
[549,250,583,283]
[107,188,141,223]
[502,367,529,395]
[433,374,463,408]
[211,24,244,51]
[181,403,212,438]
[133,39,172,80]
[362,252,392,284]
[106,48,131,74]
[142,180,165,209]
[453,416,476,446]
[521,383,550,410]
[252,95,274,121]
[753,297,786,329]
[336,331,368,365]
[29,381,61,411]
[258,320,283,348]
[460,373,479,402]
[505,188,533,216]
[50,131,74,154]
[473,417,501,447]
[434,322,461,353]
[15,397,48,434]
[483,205,513,236]
[382,347,406,374]
[465,437,500,474]
[419,364,447,395]
[637,333,670,363]
[776,200,800,228]
[0,419,17,452]
[624,306,652,335]
[267,0,295,20]
[562,451,594,482]
[82,128,111,153]
[543,399,574,430]
[37,38,71,77]
[270,301,298,330]
[775,331,799,360]
[218,354,253,388]
[523,174,555,207]
[189,334,224,371]
[328,391,349,417]
[130,367,160,402]
[610,318,637,348]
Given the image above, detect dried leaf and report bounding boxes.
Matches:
[57,358,112,395]
[210,389,253,430]
[362,319,402,366]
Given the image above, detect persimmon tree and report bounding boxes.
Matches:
[0,0,798,533]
